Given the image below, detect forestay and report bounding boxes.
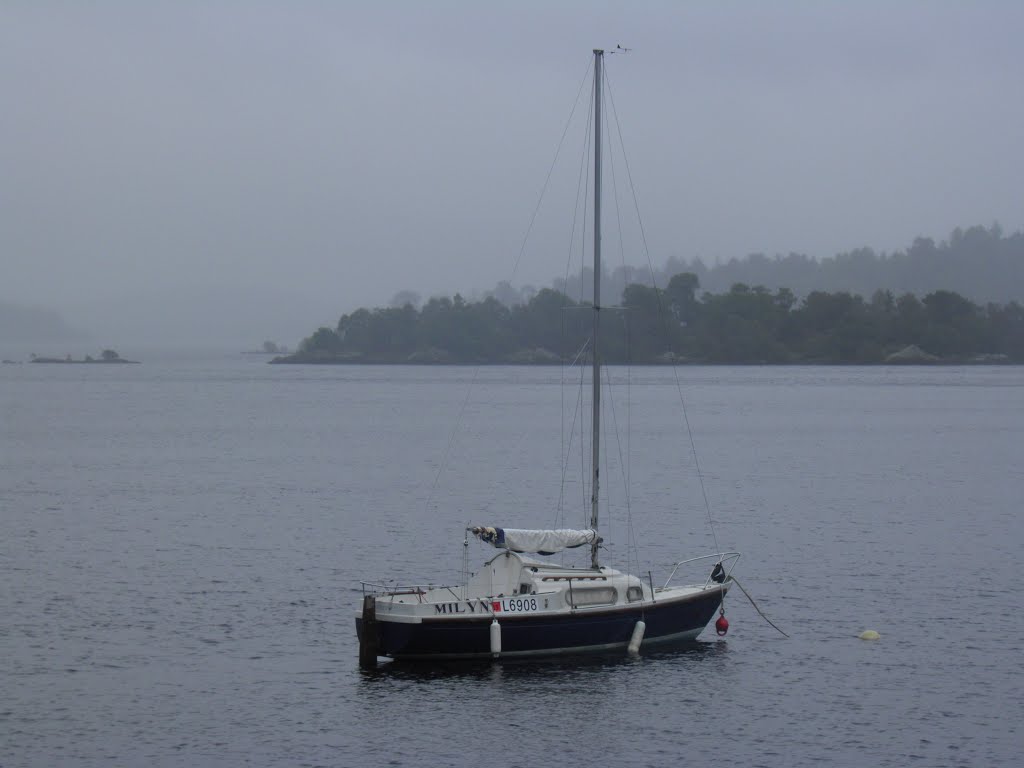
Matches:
[471,526,599,555]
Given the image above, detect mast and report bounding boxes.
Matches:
[589,49,603,570]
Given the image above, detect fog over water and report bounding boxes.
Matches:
[2,2,1022,347]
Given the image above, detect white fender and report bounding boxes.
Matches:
[490,618,502,656]
[627,620,646,655]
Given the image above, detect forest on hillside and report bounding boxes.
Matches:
[278,277,1023,365]
[275,223,1024,365]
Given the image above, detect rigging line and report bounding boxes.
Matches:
[731,577,790,638]
[565,100,593,532]
[604,81,629,299]
[580,349,589,529]
[564,79,595,302]
[427,65,590,552]
[560,277,568,531]
[602,361,636,574]
[552,62,595,538]
[566,335,592,368]
[624,313,640,579]
[555,336,591,530]
[561,94,591,516]
[605,66,721,554]
[598,364,612,564]
[574,80,596,532]
[602,76,638,576]
[574,361,588,556]
[510,59,593,281]
[558,74,593,512]
[558,362,589,567]
[677,384,718,552]
[422,365,484,521]
[603,68,655,289]
[562,118,591,530]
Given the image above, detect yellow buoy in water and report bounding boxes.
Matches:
[859,629,881,641]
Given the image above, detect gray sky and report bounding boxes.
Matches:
[2,1,1022,347]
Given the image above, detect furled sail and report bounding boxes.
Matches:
[471,526,599,555]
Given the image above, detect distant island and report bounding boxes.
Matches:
[271,223,1023,366]
[270,275,1023,365]
[29,349,140,364]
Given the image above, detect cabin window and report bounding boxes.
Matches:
[568,586,617,607]
[627,586,643,602]
[519,583,532,595]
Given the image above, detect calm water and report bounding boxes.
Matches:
[2,357,1021,767]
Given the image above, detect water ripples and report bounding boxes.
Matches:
[2,361,1022,766]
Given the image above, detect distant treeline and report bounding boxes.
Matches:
[542,223,1024,309]
[282,275,1023,364]
[443,223,1020,311]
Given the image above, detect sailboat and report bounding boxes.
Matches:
[356,50,738,664]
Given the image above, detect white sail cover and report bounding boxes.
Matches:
[471,526,598,555]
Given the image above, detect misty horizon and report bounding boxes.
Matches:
[4,219,1020,354]
[3,3,1022,348]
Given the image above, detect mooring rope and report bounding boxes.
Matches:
[731,576,790,638]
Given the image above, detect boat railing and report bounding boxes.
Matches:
[360,581,459,601]
[660,552,742,591]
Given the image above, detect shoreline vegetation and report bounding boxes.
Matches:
[272,276,1023,366]
[27,349,139,364]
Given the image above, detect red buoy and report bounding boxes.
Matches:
[715,614,729,636]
